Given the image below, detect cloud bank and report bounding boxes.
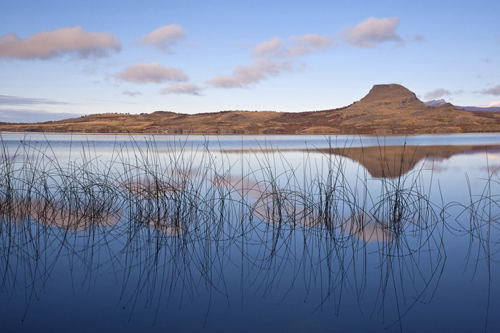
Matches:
[288,34,334,55]
[485,100,500,107]
[0,95,70,106]
[122,91,142,97]
[252,34,334,57]
[208,16,406,90]
[252,37,283,56]
[344,17,402,48]
[0,108,83,123]
[136,24,186,51]
[207,58,294,88]
[209,33,332,89]
[0,27,121,60]
[480,85,500,96]
[409,34,426,42]
[117,62,189,83]
[161,83,202,95]
[424,88,451,100]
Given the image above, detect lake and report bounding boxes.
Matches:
[1,132,500,332]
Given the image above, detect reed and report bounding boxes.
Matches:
[0,134,498,330]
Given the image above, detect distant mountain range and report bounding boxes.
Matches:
[425,99,500,112]
[2,84,500,135]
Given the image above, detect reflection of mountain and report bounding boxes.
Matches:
[317,145,500,178]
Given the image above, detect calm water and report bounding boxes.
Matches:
[1,133,500,332]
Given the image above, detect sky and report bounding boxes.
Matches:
[1,0,499,123]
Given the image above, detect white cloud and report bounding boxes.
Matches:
[424,88,452,100]
[480,85,500,96]
[287,34,334,56]
[252,37,283,56]
[210,33,332,89]
[409,34,425,42]
[485,100,500,107]
[206,58,294,88]
[252,34,334,58]
[0,27,121,60]
[117,62,189,83]
[344,17,402,48]
[136,24,186,51]
[294,34,333,48]
[160,83,202,96]
[122,91,142,97]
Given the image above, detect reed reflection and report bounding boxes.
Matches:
[1,137,499,331]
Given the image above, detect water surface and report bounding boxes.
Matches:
[1,133,499,332]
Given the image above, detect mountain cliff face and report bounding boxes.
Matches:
[2,84,500,135]
[357,84,425,108]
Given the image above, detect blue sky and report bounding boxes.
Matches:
[1,0,499,122]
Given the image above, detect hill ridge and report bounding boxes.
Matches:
[2,84,500,135]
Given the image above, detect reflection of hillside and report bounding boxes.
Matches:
[316,145,500,178]
[220,145,500,178]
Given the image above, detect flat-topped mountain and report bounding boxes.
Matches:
[2,84,500,134]
[356,84,425,108]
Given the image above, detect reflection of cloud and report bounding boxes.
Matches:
[480,164,500,174]
[160,82,203,96]
[343,17,402,48]
[135,24,186,52]
[345,215,394,243]
[3,200,120,230]
[424,88,451,100]
[252,197,321,229]
[117,62,189,83]
[146,218,186,236]
[422,159,449,174]
[122,168,199,199]
[0,27,121,60]
[252,196,394,243]
[123,178,183,198]
[486,152,500,161]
